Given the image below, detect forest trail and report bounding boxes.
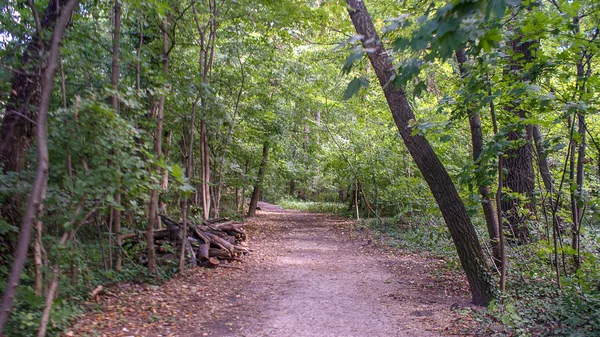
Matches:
[70,203,473,336]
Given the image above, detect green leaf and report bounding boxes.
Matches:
[392,37,410,51]
[170,164,186,184]
[341,50,363,76]
[179,183,195,198]
[343,76,369,100]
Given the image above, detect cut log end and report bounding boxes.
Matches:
[199,257,220,268]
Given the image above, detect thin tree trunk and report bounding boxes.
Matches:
[157,19,170,195]
[200,119,211,219]
[568,114,578,263]
[188,99,197,186]
[497,156,507,292]
[354,179,360,220]
[107,206,113,270]
[111,0,122,271]
[179,196,188,270]
[135,18,143,101]
[240,159,249,213]
[571,114,586,269]
[0,0,79,332]
[179,96,197,271]
[161,130,172,190]
[248,141,270,217]
[533,126,554,192]
[456,48,501,269]
[147,18,170,276]
[346,0,494,305]
[37,265,58,337]
[34,204,44,296]
[147,189,158,276]
[488,75,508,291]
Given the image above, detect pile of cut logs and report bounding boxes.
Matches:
[120,215,249,268]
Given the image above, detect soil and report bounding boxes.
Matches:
[69,202,475,337]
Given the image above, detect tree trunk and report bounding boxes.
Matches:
[500,37,536,245]
[289,179,296,196]
[34,215,44,296]
[572,113,585,268]
[200,118,211,219]
[456,48,501,269]
[111,0,122,272]
[248,141,270,217]
[346,0,494,306]
[0,0,79,333]
[354,180,360,220]
[146,18,170,276]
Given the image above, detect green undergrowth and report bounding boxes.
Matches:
[277,198,347,214]
[468,273,600,336]
[354,215,457,259]
[468,243,600,336]
[352,213,600,336]
[1,242,177,337]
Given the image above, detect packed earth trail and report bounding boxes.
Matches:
[70,203,475,337]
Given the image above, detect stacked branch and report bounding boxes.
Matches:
[120,215,249,268]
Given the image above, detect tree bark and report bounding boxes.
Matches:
[456,48,501,269]
[200,119,211,219]
[0,0,79,333]
[500,37,536,245]
[572,113,585,268]
[346,0,494,306]
[111,0,122,271]
[248,141,270,217]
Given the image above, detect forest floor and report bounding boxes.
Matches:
[69,202,479,337]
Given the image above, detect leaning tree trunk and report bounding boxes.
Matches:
[248,141,270,217]
[456,48,501,269]
[346,0,494,306]
[0,0,80,333]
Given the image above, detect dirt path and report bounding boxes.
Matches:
[70,203,473,336]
